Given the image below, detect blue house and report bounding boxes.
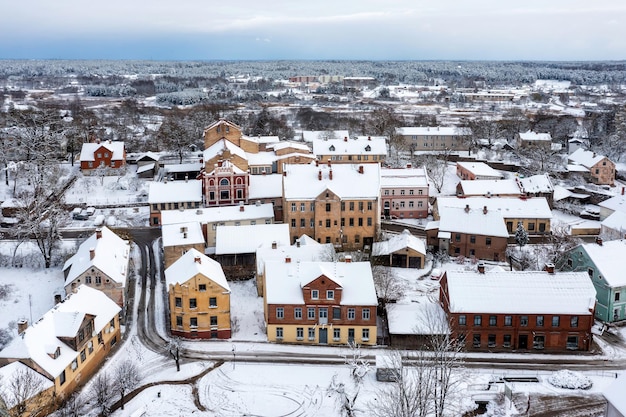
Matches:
[558,239,626,323]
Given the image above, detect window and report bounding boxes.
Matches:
[486,237,491,246]
[308,327,315,340]
[528,222,535,231]
[308,307,316,319]
[355,235,360,244]
[473,334,481,348]
[552,316,560,327]
[348,308,355,320]
[362,328,370,342]
[300,203,306,212]
[190,317,198,328]
[488,334,496,348]
[539,223,546,233]
[86,276,92,284]
[311,290,319,299]
[220,178,229,186]
[616,292,621,302]
[95,276,102,285]
[296,327,304,340]
[455,234,461,242]
[276,307,284,319]
[470,235,476,244]
[295,308,302,319]
[210,316,218,326]
[291,203,296,212]
[199,284,206,292]
[291,219,296,228]
[503,335,512,348]
[326,219,331,228]
[300,218,305,227]
[333,307,341,320]
[400,190,405,195]
[327,290,334,300]
[276,327,283,339]
[176,316,183,327]
[175,297,182,308]
[362,308,371,320]
[536,316,544,326]
[367,201,373,210]
[520,316,528,326]
[80,349,86,362]
[310,219,315,228]
[566,336,578,350]
[489,316,497,326]
[474,315,482,326]
[570,316,578,328]
[349,218,354,227]
[310,202,315,211]
[504,316,512,326]
[349,202,355,211]
[533,335,545,349]
[333,328,341,341]
[458,315,466,326]
[409,201,414,208]
[189,298,197,309]
[59,370,66,385]
[209,297,217,307]
[367,217,372,226]
[588,268,594,277]
[358,218,363,226]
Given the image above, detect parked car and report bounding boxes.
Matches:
[85,207,96,216]
[106,215,117,227]
[74,210,89,220]
[93,215,105,226]
[71,207,82,219]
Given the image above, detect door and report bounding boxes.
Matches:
[518,334,528,349]
[319,308,328,324]
[319,328,328,344]
[348,328,355,344]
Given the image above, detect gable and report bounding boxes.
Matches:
[303,274,342,290]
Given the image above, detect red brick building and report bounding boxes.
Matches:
[79,140,126,172]
[439,267,597,352]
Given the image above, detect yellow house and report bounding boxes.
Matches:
[0,361,54,417]
[264,259,378,346]
[166,249,231,339]
[162,222,206,269]
[0,285,121,410]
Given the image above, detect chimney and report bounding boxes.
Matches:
[272,241,277,249]
[358,165,364,174]
[622,186,625,196]
[329,169,333,180]
[240,204,245,212]
[283,171,287,177]
[483,205,488,214]
[368,136,371,141]
[345,255,352,263]
[464,204,470,213]
[344,136,348,142]
[256,200,261,206]
[315,160,319,167]
[194,255,201,264]
[544,263,555,274]
[96,229,102,239]
[183,232,188,239]
[592,152,597,158]
[477,262,485,274]
[595,236,603,246]
[327,160,331,167]
[406,163,412,169]
[89,247,95,260]
[17,319,28,335]
[296,239,301,248]
[318,170,322,181]
[185,175,188,183]
[285,256,292,263]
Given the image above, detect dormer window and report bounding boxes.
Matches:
[329,145,335,151]
[365,145,371,152]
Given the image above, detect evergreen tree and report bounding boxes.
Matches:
[515,221,529,249]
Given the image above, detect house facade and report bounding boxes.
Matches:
[264,259,378,346]
[166,249,231,339]
[79,140,126,173]
[456,161,503,181]
[380,167,429,219]
[395,126,471,152]
[63,227,130,308]
[162,222,206,269]
[312,135,387,165]
[516,130,552,150]
[282,162,380,251]
[372,229,427,268]
[148,179,203,226]
[568,149,616,186]
[0,285,121,406]
[557,239,626,323]
[439,268,596,352]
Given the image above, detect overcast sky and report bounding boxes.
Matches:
[1,0,624,61]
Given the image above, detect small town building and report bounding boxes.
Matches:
[385,301,449,349]
[456,161,503,181]
[162,221,206,269]
[395,126,471,152]
[516,130,552,150]
[312,135,387,165]
[380,167,429,219]
[372,230,426,268]
[148,179,203,226]
[568,149,616,186]
[79,140,126,173]
[166,249,231,339]
[603,372,626,417]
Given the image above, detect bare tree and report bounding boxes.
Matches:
[0,366,47,417]
[92,372,112,417]
[112,359,141,411]
[55,391,88,417]
[326,341,370,417]
[415,155,449,194]
[156,112,195,164]
[167,337,182,372]
[372,265,405,308]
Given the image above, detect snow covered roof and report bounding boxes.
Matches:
[267,141,311,152]
[568,148,608,168]
[79,141,125,161]
[518,130,552,142]
[598,194,626,214]
[580,240,626,287]
[247,135,280,144]
[246,150,278,166]
[163,162,203,173]
[216,223,290,255]
[436,196,552,220]
[136,162,155,174]
[160,203,274,226]
[444,270,596,315]
[553,185,589,202]
[0,362,53,406]
[299,130,350,143]
[458,179,521,196]
[456,161,503,179]
[283,163,380,200]
[203,138,248,162]
[249,174,283,200]
[380,168,429,188]
[312,136,387,156]
[603,372,626,413]
[518,174,554,193]
[396,126,469,136]
[386,302,449,335]
[601,211,626,232]
[165,248,229,291]
[162,221,205,248]
[372,229,426,256]
[256,236,334,274]
[136,151,161,162]
[264,260,378,306]
[0,285,121,379]
[437,206,509,237]
[148,180,202,204]
[63,226,130,287]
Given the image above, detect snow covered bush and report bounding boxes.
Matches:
[547,370,592,390]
